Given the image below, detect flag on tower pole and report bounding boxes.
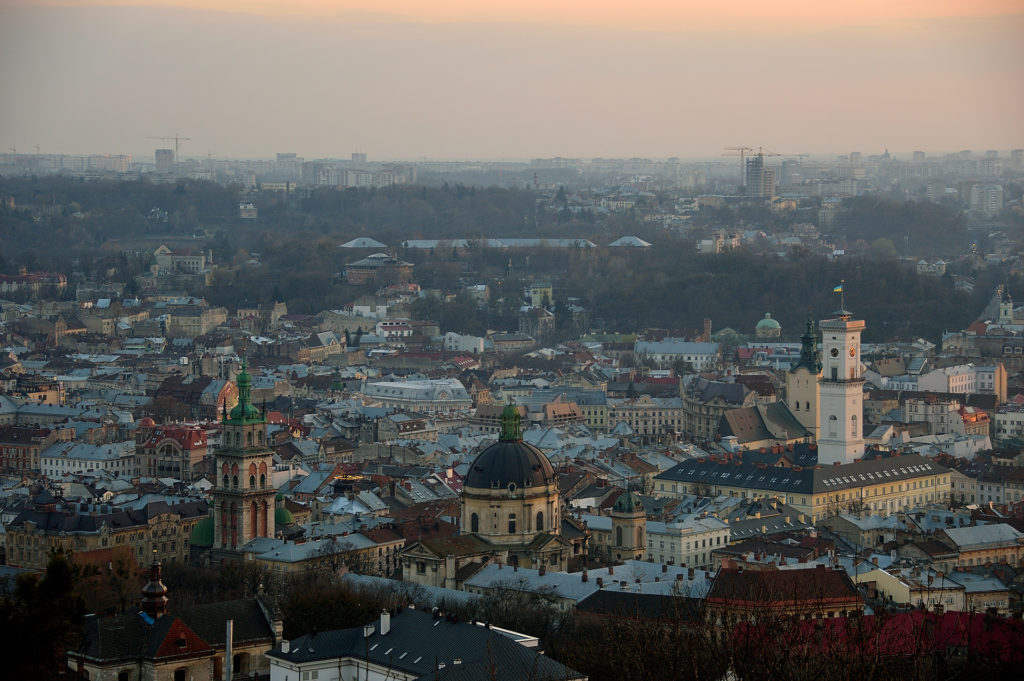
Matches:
[834,280,846,311]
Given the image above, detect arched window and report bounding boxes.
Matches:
[258,431,263,445]
[851,415,858,437]
[806,401,810,410]
[471,513,479,533]
[249,475,256,489]
[247,432,253,447]
[232,475,238,489]
[222,475,229,488]
[259,473,266,489]
[536,511,544,532]
[828,415,838,438]
[794,402,799,411]
[616,526,623,546]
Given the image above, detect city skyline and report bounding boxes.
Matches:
[1,1,1021,160]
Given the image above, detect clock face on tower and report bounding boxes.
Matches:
[830,348,839,357]
[849,347,856,357]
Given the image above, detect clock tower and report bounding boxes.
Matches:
[817,309,865,466]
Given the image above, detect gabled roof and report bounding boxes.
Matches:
[77,612,213,662]
[339,237,388,249]
[719,402,809,444]
[708,565,859,607]
[267,609,583,680]
[176,598,275,646]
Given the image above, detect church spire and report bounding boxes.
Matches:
[793,311,822,373]
[227,357,263,424]
[140,555,168,619]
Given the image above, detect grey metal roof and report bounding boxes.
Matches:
[656,452,948,495]
[267,609,582,680]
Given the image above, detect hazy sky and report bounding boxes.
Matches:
[1,1,1021,160]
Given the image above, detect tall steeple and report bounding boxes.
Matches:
[212,357,276,557]
[794,311,822,373]
[786,311,822,438]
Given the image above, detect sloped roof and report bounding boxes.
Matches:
[339,237,388,249]
[719,402,809,444]
[267,609,584,680]
[708,565,859,607]
[177,598,274,645]
[608,236,652,248]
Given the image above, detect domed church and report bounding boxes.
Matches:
[402,405,576,588]
[461,405,564,556]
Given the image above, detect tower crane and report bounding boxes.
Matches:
[722,146,753,187]
[147,133,191,160]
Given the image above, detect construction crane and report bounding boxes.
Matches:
[147,133,191,160]
[723,146,753,187]
[748,146,781,160]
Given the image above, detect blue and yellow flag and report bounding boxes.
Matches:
[833,284,843,293]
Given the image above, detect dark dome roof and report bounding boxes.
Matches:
[464,440,555,490]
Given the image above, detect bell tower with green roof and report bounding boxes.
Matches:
[212,359,276,557]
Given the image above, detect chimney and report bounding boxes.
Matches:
[596,577,604,588]
[539,564,546,576]
[608,565,614,575]
[582,570,588,582]
[281,640,290,654]
[688,567,695,580]
[380,610,391,636]
[662,563,668,573]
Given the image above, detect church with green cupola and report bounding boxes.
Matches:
[400,404,580,589]
[212,360,276,563]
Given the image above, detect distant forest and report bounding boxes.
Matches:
[0,176,1017,343]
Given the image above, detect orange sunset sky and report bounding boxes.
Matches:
[1,1,1021,159]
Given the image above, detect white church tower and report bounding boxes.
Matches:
[817,304,865,466]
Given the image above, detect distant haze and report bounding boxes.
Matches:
[1,1,1021,160]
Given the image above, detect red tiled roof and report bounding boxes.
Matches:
[708,566,860,608]
[145,425,206,449]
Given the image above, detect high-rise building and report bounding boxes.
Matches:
[745,154,762,195]
[212,361,276,562]
[155,148,174,173]
[745,154,774,197]
[817,308,865,466]
[970,184,1004,216]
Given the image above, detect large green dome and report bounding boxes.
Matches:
[189,516,214,547]
[756,313,781,330]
